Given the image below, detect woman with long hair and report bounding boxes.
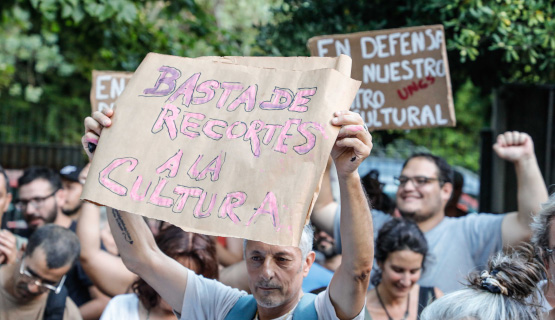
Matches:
[101,225,218,320]
[366,218,442,320]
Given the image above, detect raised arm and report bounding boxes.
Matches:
[83,109,190,312]
[327,111,373,319]
[494,131,548,246]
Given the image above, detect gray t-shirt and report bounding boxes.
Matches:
[177,269,365,319]
[335,209,505,293]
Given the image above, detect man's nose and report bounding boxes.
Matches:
[261,259,276,280]
[402,179,418,190]
[26,282,42,294]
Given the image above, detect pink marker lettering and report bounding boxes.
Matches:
[274,119,301,154]
[294,122,327,155]
[99,158,138,196]
[226,122,247,139]
[143,66,180,96]
[156,150,183,178]
[259,87,293,110]
[192,80,220,105]
[180,112,206,139]
[243,120,264,157]
[202,119,227,140]
[130,175,151,202]
[218,192,246,224]
[288,88,316,113]
[262,124,282,145]
[168,72,201,106]
[246,192,280,228]
[193,192,218,218]
[151,104,180,140]
[217,82,244,109]
[195,152,226,181]
[227,85,258,112]
[172,186,202,213]
[148,178,173,207]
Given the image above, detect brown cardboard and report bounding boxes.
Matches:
[90,70,133,113]
[308,25,455,130]
[82,53,361,246]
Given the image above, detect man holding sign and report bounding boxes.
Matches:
[83,107,373,319]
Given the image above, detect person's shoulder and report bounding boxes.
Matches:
[63,297,83,320]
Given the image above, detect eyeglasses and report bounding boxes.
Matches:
[15,189,58,211]
[394,176,442,187]
[19,256,66,294]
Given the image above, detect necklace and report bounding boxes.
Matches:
[375,284,410,320]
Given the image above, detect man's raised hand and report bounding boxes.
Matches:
[493,131,535,164]
[82,108,114,161]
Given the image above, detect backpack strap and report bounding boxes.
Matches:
[225,295,258,320]
[292,293,318,319]
[417,287,436,318]
[43,286,68,320]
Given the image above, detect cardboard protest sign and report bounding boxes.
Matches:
[90,71,133,113]
[308,25,455,130]
[82,53,360,246]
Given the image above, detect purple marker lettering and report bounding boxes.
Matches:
[217,82,243,109]
[218,192,246,224]
[288,88,316,113]
[180,112,206,139]
[156,150,183,178]
[244,120,264,157]
[196,152,226,181]
[226,122,247,139]
[246,192,280,228]
[168,72,201,106]
[293,122,327,155]
[192,80,220,105]
[193,192,217,218]
[130,176,151,202]
[152,104,180,140]
[143,66,180,96]
[173,186,202,212]
[259,87,294,110]
[202,119,227,140]
[227,85,258,112]
[148,178,173,207]
[262,124,283,145]
[274,119,301,154]
[99,158,138,196]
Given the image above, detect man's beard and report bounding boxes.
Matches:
[62,201,82,216]
[25,203,58,229]
[399,209,434,223]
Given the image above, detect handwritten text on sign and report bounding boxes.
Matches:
[82,54,360,246]
[90,70,133,113]
[308,25,455,130]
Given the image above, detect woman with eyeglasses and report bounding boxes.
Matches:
[100,225,219,320]
[365,218,442,320]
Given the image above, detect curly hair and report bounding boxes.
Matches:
[132,225,219,309]
[531,194,555,264]
[420,243,546,320]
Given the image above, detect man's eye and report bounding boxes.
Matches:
[415,178,427,184]
[251,256,262,262]
[277,257,288,262]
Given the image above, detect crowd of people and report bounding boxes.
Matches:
[0,107,553,319]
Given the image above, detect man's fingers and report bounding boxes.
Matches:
[85,116,104,136]
[93,110,113,127]
[331,110,364,127]
[497,131,529,147]
[335,137,371,157]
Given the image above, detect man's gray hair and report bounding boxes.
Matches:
[243,224,314,261]
[531,193,555,256]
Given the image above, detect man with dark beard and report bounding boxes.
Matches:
[334,131,548,294]
[16,167,109,319]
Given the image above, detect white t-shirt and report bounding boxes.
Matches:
[100,293,140,320]
[178,269,365,320]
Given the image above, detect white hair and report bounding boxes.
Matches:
[243,224,314,261]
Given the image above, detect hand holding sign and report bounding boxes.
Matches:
[331,111,372,178]
[82,108,113,161]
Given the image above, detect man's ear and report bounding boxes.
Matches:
[55,188,66,207]
[441,182,453,203]
[303,251,316,277]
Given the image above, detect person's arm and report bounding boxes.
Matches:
[77,201,136,296]
[494,131,548,246]
[327,111,373,319]
[83,109,190,312]
[79,286,111,320]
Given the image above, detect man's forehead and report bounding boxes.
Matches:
[246,240,301,255]
[19,178,54,194]
[402,157,439,176]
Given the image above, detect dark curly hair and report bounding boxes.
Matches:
[132,225,219,309]
[371,218,428,286]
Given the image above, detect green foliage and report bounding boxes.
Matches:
[0,0,247,144]
[255,0,554,171]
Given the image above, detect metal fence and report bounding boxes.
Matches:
[0,143,86,170]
